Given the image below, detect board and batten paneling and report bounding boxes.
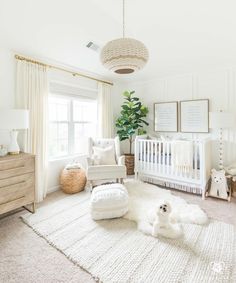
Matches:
[120,69,236,167]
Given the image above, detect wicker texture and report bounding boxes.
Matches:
[60,168,87,194]
[125,154,135,175]
[232,178,236,196]
[100,38,149,73]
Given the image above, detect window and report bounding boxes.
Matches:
[49,95,97,159]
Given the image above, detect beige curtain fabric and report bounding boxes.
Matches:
[16,60,49,202]
[98,82,113,138]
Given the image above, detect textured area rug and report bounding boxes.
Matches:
[22,184,236,283]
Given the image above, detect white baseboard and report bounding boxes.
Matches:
[47,185,60,194]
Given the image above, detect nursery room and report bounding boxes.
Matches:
[0,0,236,282]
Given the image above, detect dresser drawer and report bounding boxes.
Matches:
[0,157,35,180]
[0,195,34,215]
[0,173,34,205]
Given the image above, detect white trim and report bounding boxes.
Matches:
[47,185,60,194]
[49,153,87,163]
[50,79,98,93]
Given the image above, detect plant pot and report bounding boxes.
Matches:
[125,154,135,175]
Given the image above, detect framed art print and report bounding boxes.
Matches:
[180,99,209,133]
[154,102,178,132]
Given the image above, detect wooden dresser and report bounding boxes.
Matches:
[0,153,35,215]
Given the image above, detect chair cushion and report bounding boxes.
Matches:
[87,165,126,180]
[92,146,116,165]
[90,183,129,220]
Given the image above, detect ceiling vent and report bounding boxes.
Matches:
[86,42,100,52]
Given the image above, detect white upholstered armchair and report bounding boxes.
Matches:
[86,136,127,187]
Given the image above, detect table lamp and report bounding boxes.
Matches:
[210,111,235,169]
[0,109,29,154]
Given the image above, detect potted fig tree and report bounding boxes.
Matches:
[116,91,149,175]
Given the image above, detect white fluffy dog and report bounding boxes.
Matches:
[152,201,183,239]
[138,200,183,239]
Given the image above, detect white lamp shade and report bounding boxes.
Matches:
[0,109,29,130]
[209,112,235,129]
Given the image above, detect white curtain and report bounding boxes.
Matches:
[16,60,49,202]
[98,82,113,138]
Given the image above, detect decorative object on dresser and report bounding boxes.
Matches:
[0,145,8,157]
[116,91,149,175]
[0,153,35,215]
[0,109,29,154]
[60,163,87,194]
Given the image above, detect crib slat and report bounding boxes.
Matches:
[162,142,165,174]
[194,141,198,180]
[151,141,153,171]
[144,140,147,170]
[155,142,158,169]
[166,141,170,175]
[139,140,142,171]
[158,142,161,172]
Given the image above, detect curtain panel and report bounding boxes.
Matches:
[97,82,113,138]
[16,60,49,202]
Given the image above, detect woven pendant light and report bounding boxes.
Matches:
[100,0,149,74]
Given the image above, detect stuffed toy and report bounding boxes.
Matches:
[209,169,228,199]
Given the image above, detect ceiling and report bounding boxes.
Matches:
[1,0,236,83]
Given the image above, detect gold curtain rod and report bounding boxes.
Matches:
[15,54,113,86]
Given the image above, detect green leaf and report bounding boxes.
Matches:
[123,91,130,98]
[116,90,149,143]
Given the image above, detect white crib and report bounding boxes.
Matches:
[134,136,212,199]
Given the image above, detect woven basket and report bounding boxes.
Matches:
[125,154,135,175]
[60,167,87,194]
[231,178,236,197]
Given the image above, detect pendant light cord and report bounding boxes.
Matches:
[123,0,125,38]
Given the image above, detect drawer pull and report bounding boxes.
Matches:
[0,195,25,206]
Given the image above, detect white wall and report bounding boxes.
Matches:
[0,48,15,145]
[115,69,236,168]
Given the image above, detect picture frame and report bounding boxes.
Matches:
[154,102,178,132]
[180,99,209,133]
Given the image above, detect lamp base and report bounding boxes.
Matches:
[8,130,20,155]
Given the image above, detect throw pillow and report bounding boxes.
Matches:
[92,146,116,165]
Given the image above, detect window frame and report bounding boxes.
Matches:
[49,93,97,160]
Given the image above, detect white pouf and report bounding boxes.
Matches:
[90,183,129,220]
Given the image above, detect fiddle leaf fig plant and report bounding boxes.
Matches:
[116,90,149,154]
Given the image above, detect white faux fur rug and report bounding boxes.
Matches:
[124,180,208,226]
[22,181,236,283]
